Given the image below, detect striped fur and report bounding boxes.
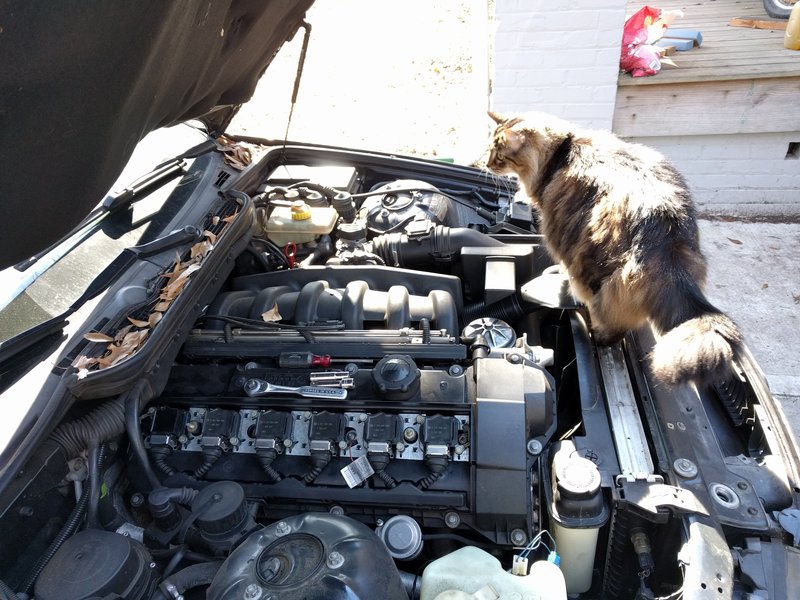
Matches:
[486,111,742,386]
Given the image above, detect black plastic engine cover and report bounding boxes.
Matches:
[473,357,556,530]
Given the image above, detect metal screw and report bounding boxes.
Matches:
[338,440,348,450]
[403,427,418,444]
[454,444,465,455]
[303,411,313,420]
[178,435,188,445]
[396,442,406,453]
[448,364,464,376]
[358,413,368,423]
[230,437,240,447]
[130,493,145,508]
[415,414,425,425]
[345,363,359,375]
[186,421,200,435]
[327,551,345,569]
[329,505,345,516]
[18,506,34,517]
[673,458,698,479]
[508,353,522,364]
[275,521,291,536]
[376,518,384,527]
[526,439,542,455]
[244,583,263,600]
[283,439,293,449]
[444,511,461,528]
[510,528,527,546]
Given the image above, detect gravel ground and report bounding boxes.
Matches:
[229,0,491,163]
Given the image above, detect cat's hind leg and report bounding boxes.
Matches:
[586,274,647,346]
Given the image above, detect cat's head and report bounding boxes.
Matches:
[486,111,572,188]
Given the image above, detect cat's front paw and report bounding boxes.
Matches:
[592,329,625,346]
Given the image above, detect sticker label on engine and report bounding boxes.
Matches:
[340,454,374,488]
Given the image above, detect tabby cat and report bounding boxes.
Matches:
[486,111,741,386]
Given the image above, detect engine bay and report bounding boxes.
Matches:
[1,144,798,600]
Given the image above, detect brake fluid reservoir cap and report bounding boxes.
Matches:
[290,200,312,220]
[556,456,601,499]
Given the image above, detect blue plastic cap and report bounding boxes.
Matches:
[548,551,560,566]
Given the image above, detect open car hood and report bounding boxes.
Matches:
[0,0,314,270]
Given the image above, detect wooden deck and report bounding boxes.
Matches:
[619,0,799,86]
[615,0,800,137]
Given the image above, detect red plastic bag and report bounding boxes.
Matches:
[620,6,680,77]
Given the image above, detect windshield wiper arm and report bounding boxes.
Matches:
[0,226,203,366]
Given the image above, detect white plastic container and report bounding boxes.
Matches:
[547,442,607,595]
[419,546,566,600]
[263,202,337,246]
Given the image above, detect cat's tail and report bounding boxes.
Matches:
[649,272,742,386]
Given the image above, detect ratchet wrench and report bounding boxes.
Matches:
[243,378,348,400]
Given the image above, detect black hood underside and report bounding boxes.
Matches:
[0,0,314,269]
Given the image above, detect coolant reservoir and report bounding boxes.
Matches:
[263,200,337,246]
[420,546,566,600]
[547,441,608,595]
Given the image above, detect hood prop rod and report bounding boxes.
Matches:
[282,21,312,159]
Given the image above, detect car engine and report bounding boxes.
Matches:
[1,145,797,600]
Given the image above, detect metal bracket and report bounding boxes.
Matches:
[619,479,709,518]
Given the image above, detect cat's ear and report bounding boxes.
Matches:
[503,128,525,152]
[488,110,508,125]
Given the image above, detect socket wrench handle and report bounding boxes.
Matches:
[244,378,347,400]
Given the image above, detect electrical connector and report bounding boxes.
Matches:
[547,550,560,566]
[512,555,529,576]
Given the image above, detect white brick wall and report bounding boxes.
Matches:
[627,133,800,217]
[491,0,628,129]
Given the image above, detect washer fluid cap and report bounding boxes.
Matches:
[462,318,516,349]
[290,200,312,220]
[556,456,601,499]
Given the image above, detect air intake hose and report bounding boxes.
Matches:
[370,224,504,268]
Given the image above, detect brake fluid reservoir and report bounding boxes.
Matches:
[264,201,337,246]
[419,546,566,600]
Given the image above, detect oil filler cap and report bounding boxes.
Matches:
[372,355,420,400]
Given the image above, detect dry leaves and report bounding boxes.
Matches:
[73,218,238,377]
[261,304,282,322]
[216,135,258,171]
